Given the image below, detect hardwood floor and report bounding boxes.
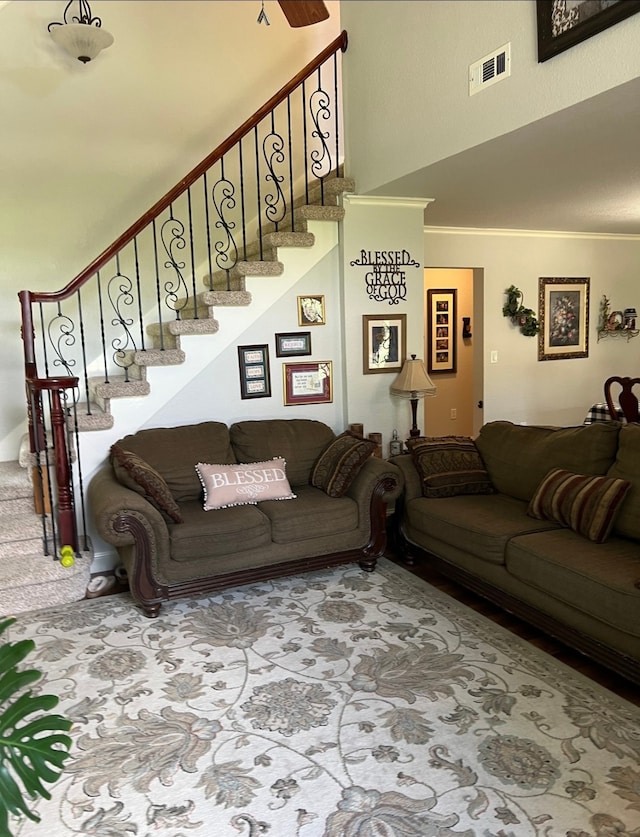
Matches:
[385,551,640,708]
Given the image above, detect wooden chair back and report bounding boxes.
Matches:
[604,375,640,422]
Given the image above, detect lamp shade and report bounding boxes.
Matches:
[50,22,114,63]
[390,355,437,399]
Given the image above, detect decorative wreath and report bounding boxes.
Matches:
[502,285,539,337]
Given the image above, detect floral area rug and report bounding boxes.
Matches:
[7,557,640,837]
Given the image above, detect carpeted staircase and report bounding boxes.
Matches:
[74,177,353,432]
[0,460,92,617]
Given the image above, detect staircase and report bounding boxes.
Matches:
[0,460,92,616]
[74,176,351,433]
[17,31,349,581]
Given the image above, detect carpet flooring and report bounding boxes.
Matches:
[6,557,640,836]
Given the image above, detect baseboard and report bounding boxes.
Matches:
[89,546,119,575]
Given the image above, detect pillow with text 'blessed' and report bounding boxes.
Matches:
[195,458,296,510]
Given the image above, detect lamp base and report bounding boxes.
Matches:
[409,397,421,438]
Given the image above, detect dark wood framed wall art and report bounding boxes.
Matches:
[237,344,271,399]
[427,289,457,374]
[536,0,640,62]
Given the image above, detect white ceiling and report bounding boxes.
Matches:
[371,74,640,236]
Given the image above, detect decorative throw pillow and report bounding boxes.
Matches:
[527,468,631,544]
[406,435,494,499]
[110,444,183,523]
[311,431,377,498]
[195,458,296,510]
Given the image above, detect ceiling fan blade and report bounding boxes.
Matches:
[277,0,329,28]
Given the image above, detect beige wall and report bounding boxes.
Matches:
[424,228,640,427]
[341,0,640,195]
[423,268,474,437]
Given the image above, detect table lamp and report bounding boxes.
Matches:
[390,354,437,438]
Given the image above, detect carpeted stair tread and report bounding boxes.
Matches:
[89,375,151,399]
[236,259,284,277]
[0,460,31,500]
[263,231,315,249]
[201,290,252,306]
[1,496,37,517]
[291,175,354,210]
[133,348,186,367]
[0,512,51,544]
[146,318,220,338]
[0,548,93,617]
[71,403,114,432]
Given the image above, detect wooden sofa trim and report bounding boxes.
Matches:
[401,538,640,687]
[115,475,398,618]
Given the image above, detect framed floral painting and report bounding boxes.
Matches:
[538,277,590,361]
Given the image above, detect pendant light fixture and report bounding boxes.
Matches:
[48,0,114,64]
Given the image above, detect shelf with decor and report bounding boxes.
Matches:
[597,295,638,342]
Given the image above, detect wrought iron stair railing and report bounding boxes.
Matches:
[18,31,348,560]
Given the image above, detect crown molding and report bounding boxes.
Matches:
[345,195,434,210]
[423,225,640,241]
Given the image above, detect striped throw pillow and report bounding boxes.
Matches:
[527,468,631,543]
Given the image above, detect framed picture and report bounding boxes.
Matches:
[427,289,457,374]
[536,0,640,62]
[237,344,271,399]
[362,313,407,375]
[297,295,326,326]
[275,331,311,357]
[283,361,332,406]
[538,277,590,361]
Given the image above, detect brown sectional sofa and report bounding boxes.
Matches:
[89,418,403,617]
[392,420,640,684]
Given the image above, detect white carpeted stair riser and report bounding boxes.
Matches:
[0,513,52,544]
[0,549,92,618]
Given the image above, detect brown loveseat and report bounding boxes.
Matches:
[392,421,640,684]
[89,418,403,617]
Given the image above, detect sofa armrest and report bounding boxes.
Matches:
[345,456,404,506]
[389,454,422,501]
[88,465,170,548]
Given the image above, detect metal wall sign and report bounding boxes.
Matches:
[350,249,419,305]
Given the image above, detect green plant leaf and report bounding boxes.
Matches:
[0,617,72,836]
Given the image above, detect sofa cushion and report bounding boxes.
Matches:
[475,421,620,502]
[230,419,335,486]
[169,501,271,562]
[258,485,358,544]
[607,423,640,541]
[311,431,377,497]
[110,445,183,523]
[527,468,631,543]
[506,529,640,638]
[114,422,236,502]
[406,435,494,498]
[195,459,296,510]
[403,493,560,565]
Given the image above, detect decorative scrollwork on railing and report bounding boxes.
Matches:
[107,272,137,376]
[212,178,239,274]
[263,132,286,225]
[161,216,189,319]
[309,87,332,180]
[47,311,77,378]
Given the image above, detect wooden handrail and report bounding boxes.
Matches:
[22,30,348,306]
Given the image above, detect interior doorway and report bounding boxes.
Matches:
[423,268,480,437]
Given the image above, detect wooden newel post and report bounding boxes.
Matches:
[28,376,79,553]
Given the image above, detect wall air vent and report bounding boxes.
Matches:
[469,43,511,96]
